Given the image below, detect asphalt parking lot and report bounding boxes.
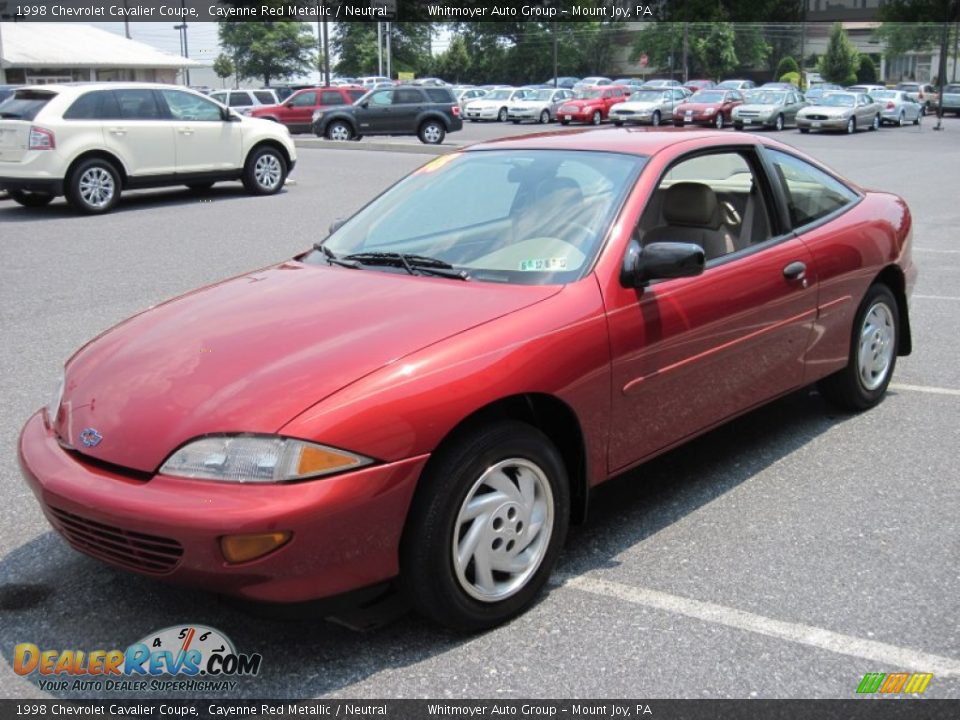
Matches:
[1,120,958,700]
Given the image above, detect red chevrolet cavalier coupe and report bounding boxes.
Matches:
[20,129,916,631]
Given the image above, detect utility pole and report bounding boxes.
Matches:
[377,23,383,76]
[682,22,689,84]
[934,19,950,130]
[386,22,392,79]
[552,22,558,87]
[323,20,330,86]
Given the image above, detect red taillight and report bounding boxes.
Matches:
[886,101,895,110]
[29,126,55,150]
[451,104,461,117]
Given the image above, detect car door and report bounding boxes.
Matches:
[158,89,242,174]
[601,146,818,472]
[355,88,395,133]
[280,90,319,131]
[101,89,177,177]
[390,87,425,132]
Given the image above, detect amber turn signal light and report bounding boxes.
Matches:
[220,531,292,564]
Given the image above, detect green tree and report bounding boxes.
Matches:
[819,22,860,86]
[692,23,739,81]
[857,55,879,83]
[212,53,234,88]
[776,56,799,78]
[433,35,471,84]
[218,22,315,87]
[333,22,434,78]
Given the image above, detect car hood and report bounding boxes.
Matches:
[468,99,511,109]
[510,99,548,108]
[801,106,851,116]
[736,103,781,113]
[560,99,602,108]
[56,262,560,473]
[611,101,659,111]
[677,102,722,111]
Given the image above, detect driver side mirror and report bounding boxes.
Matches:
[360,101,370,108]
[221,107,240,122]
[620,239,705,288]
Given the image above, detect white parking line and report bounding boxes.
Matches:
[560,575,960,677]
[914,248,960,254]
[890,383,960,397]
[913,294,960,301]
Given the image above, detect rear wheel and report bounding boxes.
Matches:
[774,114,785,131]
[715,113,725,129]
[242,146,286,195]
[591,110,602,125]
[897,111,906,127]
[401,421,569,631]
[846,117,856,134]
[418,120,445,145]
[539,110,550,124]
[9,190,55,208]
[651,110,661,127]
[870,114,881,131]
[66,158,121,214]
[818,284,899,411]
[498,107,508,122]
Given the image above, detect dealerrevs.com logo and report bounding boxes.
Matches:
[14,625,262,693]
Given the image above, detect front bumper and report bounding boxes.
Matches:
[558,109,598,123]
[19,411,426,603]
[465,107,500,120]
[674,112,717,126]
[733,115,774,127]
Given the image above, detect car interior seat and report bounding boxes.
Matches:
[642,181,735,261]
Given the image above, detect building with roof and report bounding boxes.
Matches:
[0,23,204,85]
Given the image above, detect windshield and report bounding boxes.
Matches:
[532,89,556,101]
[749,92,785,105]
[312,150,645,285]
[690,91,725,103]
[872,90,897,99]
[574,89,602,99]
[486,89,511,100]
[821,94,855,107]
[628,90,663,102]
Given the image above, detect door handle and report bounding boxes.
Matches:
[178,128,194,135]
[108,127,127,135]
[783,261,807,281]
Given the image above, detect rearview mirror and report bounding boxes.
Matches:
[620,239,705,288]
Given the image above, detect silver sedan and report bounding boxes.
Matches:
[870,90,923,126]
[796,92,882,134]
[608,88,688,126]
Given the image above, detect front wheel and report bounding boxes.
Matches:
[242,146,286,195]
[418,120,445,145]
[591,110,602,125]
[870,114,880,131]
[774,114,784,131]
[539,110,550,124]
[66,158,121,214]
[497,107,508,122]
[715,113,725,129]
[651,110,661,127]
[400,421,570,631]
[818,284,899,411]
[898,111,906,127]
[326,121,353,141]
[9,190,55,208]
[846,117,856,134]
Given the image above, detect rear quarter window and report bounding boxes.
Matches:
[767,149,858,228]
[63,90,120,120]
[0,90,56,121]
[425,88,455,103]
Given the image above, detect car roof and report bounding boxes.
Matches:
[466,127,772,157]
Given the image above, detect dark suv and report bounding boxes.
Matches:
[312,86,462,144]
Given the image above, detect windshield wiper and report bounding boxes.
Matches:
[313,243,362,269]
[343,252,470,280]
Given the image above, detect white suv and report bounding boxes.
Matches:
[0,83,297,213]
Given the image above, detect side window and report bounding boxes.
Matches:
[767,149,858,228]
[160,90,222,121]
[425,88,453,102]
[209,92,227,104]
[320,90,345,105]
[369,90,393,106]
[288,91,317,107]
[638,151,772,262]
[115,90,163,120]
[227,92,252,107]
[253,91,275,104]
[348,89,366,102]
[393,88,423,105]
[63,90,116,120]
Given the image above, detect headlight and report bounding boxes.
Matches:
[704,107,715,114]
[46,370,65,428]
[159,435,373,483]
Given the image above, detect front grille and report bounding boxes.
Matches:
[806,114,830,120]
[49,507,183,574]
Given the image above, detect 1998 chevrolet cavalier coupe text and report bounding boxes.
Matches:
[19,129,916,631]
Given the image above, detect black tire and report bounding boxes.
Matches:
[66,158,121,214]
[241,145,287,195]
[591,110,602,125]
[897,111,906,127]
[326,120,353,141]
[497,107,508,122]
[715,113,725,129]
[539,110,550,124]
[560,119,570,126]
[613,121,623,127]
[511,119,521,124]
[400,421,570,632]
[418,120,445,145]
[734,123,744,131]
[8,190,55,208]
[774,114,784,131]
[651,110,661,127]
[846,117,856,134]
[870,114,880,131]
[799,127,810,133]
[186,182,215,192]
[818,284,899,412]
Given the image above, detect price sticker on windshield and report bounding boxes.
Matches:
[520,258,568,271]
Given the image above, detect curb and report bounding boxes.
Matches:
[293,138,456,155]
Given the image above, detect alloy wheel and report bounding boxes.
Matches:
[78,167,115,210]
[253,153,282,191]
[858,301,896,391]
